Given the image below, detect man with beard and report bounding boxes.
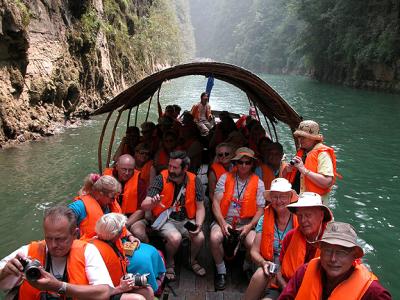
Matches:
[141,151,206,281]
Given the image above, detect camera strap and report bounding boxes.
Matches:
[102,240,128,275]
[46,253,67,282]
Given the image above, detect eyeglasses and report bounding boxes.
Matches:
[237,160,252,166]
[321,246,352,259]
[270,194,290,201]
[217,152,230,158]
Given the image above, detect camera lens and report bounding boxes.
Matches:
[134,274,148,286]
[25,266,41,281]
[289,159,296,166]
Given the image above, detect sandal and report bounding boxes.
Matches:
[165,267,176,282]
[191,261,206,276]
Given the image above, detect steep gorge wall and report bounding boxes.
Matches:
[0,0,188,146]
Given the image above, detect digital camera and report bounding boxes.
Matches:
[18,257,42,281]
[268,262,278,274]
[123,273,150,286]
[223,227,241,259]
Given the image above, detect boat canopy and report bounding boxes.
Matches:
[93,62,302,172]
[93,62,302,129]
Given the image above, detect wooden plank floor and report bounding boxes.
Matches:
[160,202,249,299]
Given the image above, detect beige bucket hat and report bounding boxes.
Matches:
[264,178,298,203]
[293,120,323,141]
[286,192,333,222]
[319,221,364,258]
[231,147,256,161]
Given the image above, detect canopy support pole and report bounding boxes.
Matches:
[272,121,279,142]
[145,95,153,122]
[262,115,274,141]
[98,111,113,174]
[248,95,273,140]
[134,106,139,126]
[127,108,132,127]
[106,109,123,168]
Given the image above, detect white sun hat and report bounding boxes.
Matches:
[286,192,333,222]
[264,178,298,203]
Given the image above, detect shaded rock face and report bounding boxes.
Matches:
[0,0,156,147]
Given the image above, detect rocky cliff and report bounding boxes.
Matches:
[0,0,190,147]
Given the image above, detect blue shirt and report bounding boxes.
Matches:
[68,199,111,227]
[255,215,293,258]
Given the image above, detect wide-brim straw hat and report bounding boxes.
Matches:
[264,178,298,203]
[286,192,333,222]
[231,147,256,161]
[293,120,323,141]
[318,221,364,258]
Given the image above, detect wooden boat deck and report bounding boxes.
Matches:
[162,241,247,300]
[161,205,248,300]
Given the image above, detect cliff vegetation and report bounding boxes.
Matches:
[0,0,194,146]
[190,0,400,92]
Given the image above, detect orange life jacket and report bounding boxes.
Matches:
[18,240,88,300]
[295,258,378,300]
[77,194,122,239]
[103,167,113,176]
[191,103,211,121]
[281,227,321,280]
[138,160,153,189]
[286,145,338,195]
[210,162,228,182]
[152,170,197,219]
[103,168,140,214]
[90,238,127,287]
[259,163,275,190]
[260,205,298,261]
[220,172,259,219]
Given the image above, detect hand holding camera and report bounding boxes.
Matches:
[123,273,150,287]
[18,256,42,281]
[262,261,278,277]
[184,221,201,235]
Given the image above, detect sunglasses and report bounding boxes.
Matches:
[217,152,230,158]
[236,160,252,166]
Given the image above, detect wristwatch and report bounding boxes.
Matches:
[58,281,67,295]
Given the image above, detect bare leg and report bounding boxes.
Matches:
[210,224,225,264]
[121,293,145,300]
[164,231,182,267]
[130,221,149,243]
[244,230,256,263]
[189,230,205,261]
[244,267,272,300]
[130,286,154,300]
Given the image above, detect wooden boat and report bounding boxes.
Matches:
[93,62,302,299]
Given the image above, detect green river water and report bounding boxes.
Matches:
[0,74,399,297]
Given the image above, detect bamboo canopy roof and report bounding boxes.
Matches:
[93,62,302,131]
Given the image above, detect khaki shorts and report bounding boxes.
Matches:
[158,218,196,239]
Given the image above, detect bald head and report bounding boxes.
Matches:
[115,154,135,182]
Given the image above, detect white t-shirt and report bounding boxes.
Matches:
[0,242,113,291]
